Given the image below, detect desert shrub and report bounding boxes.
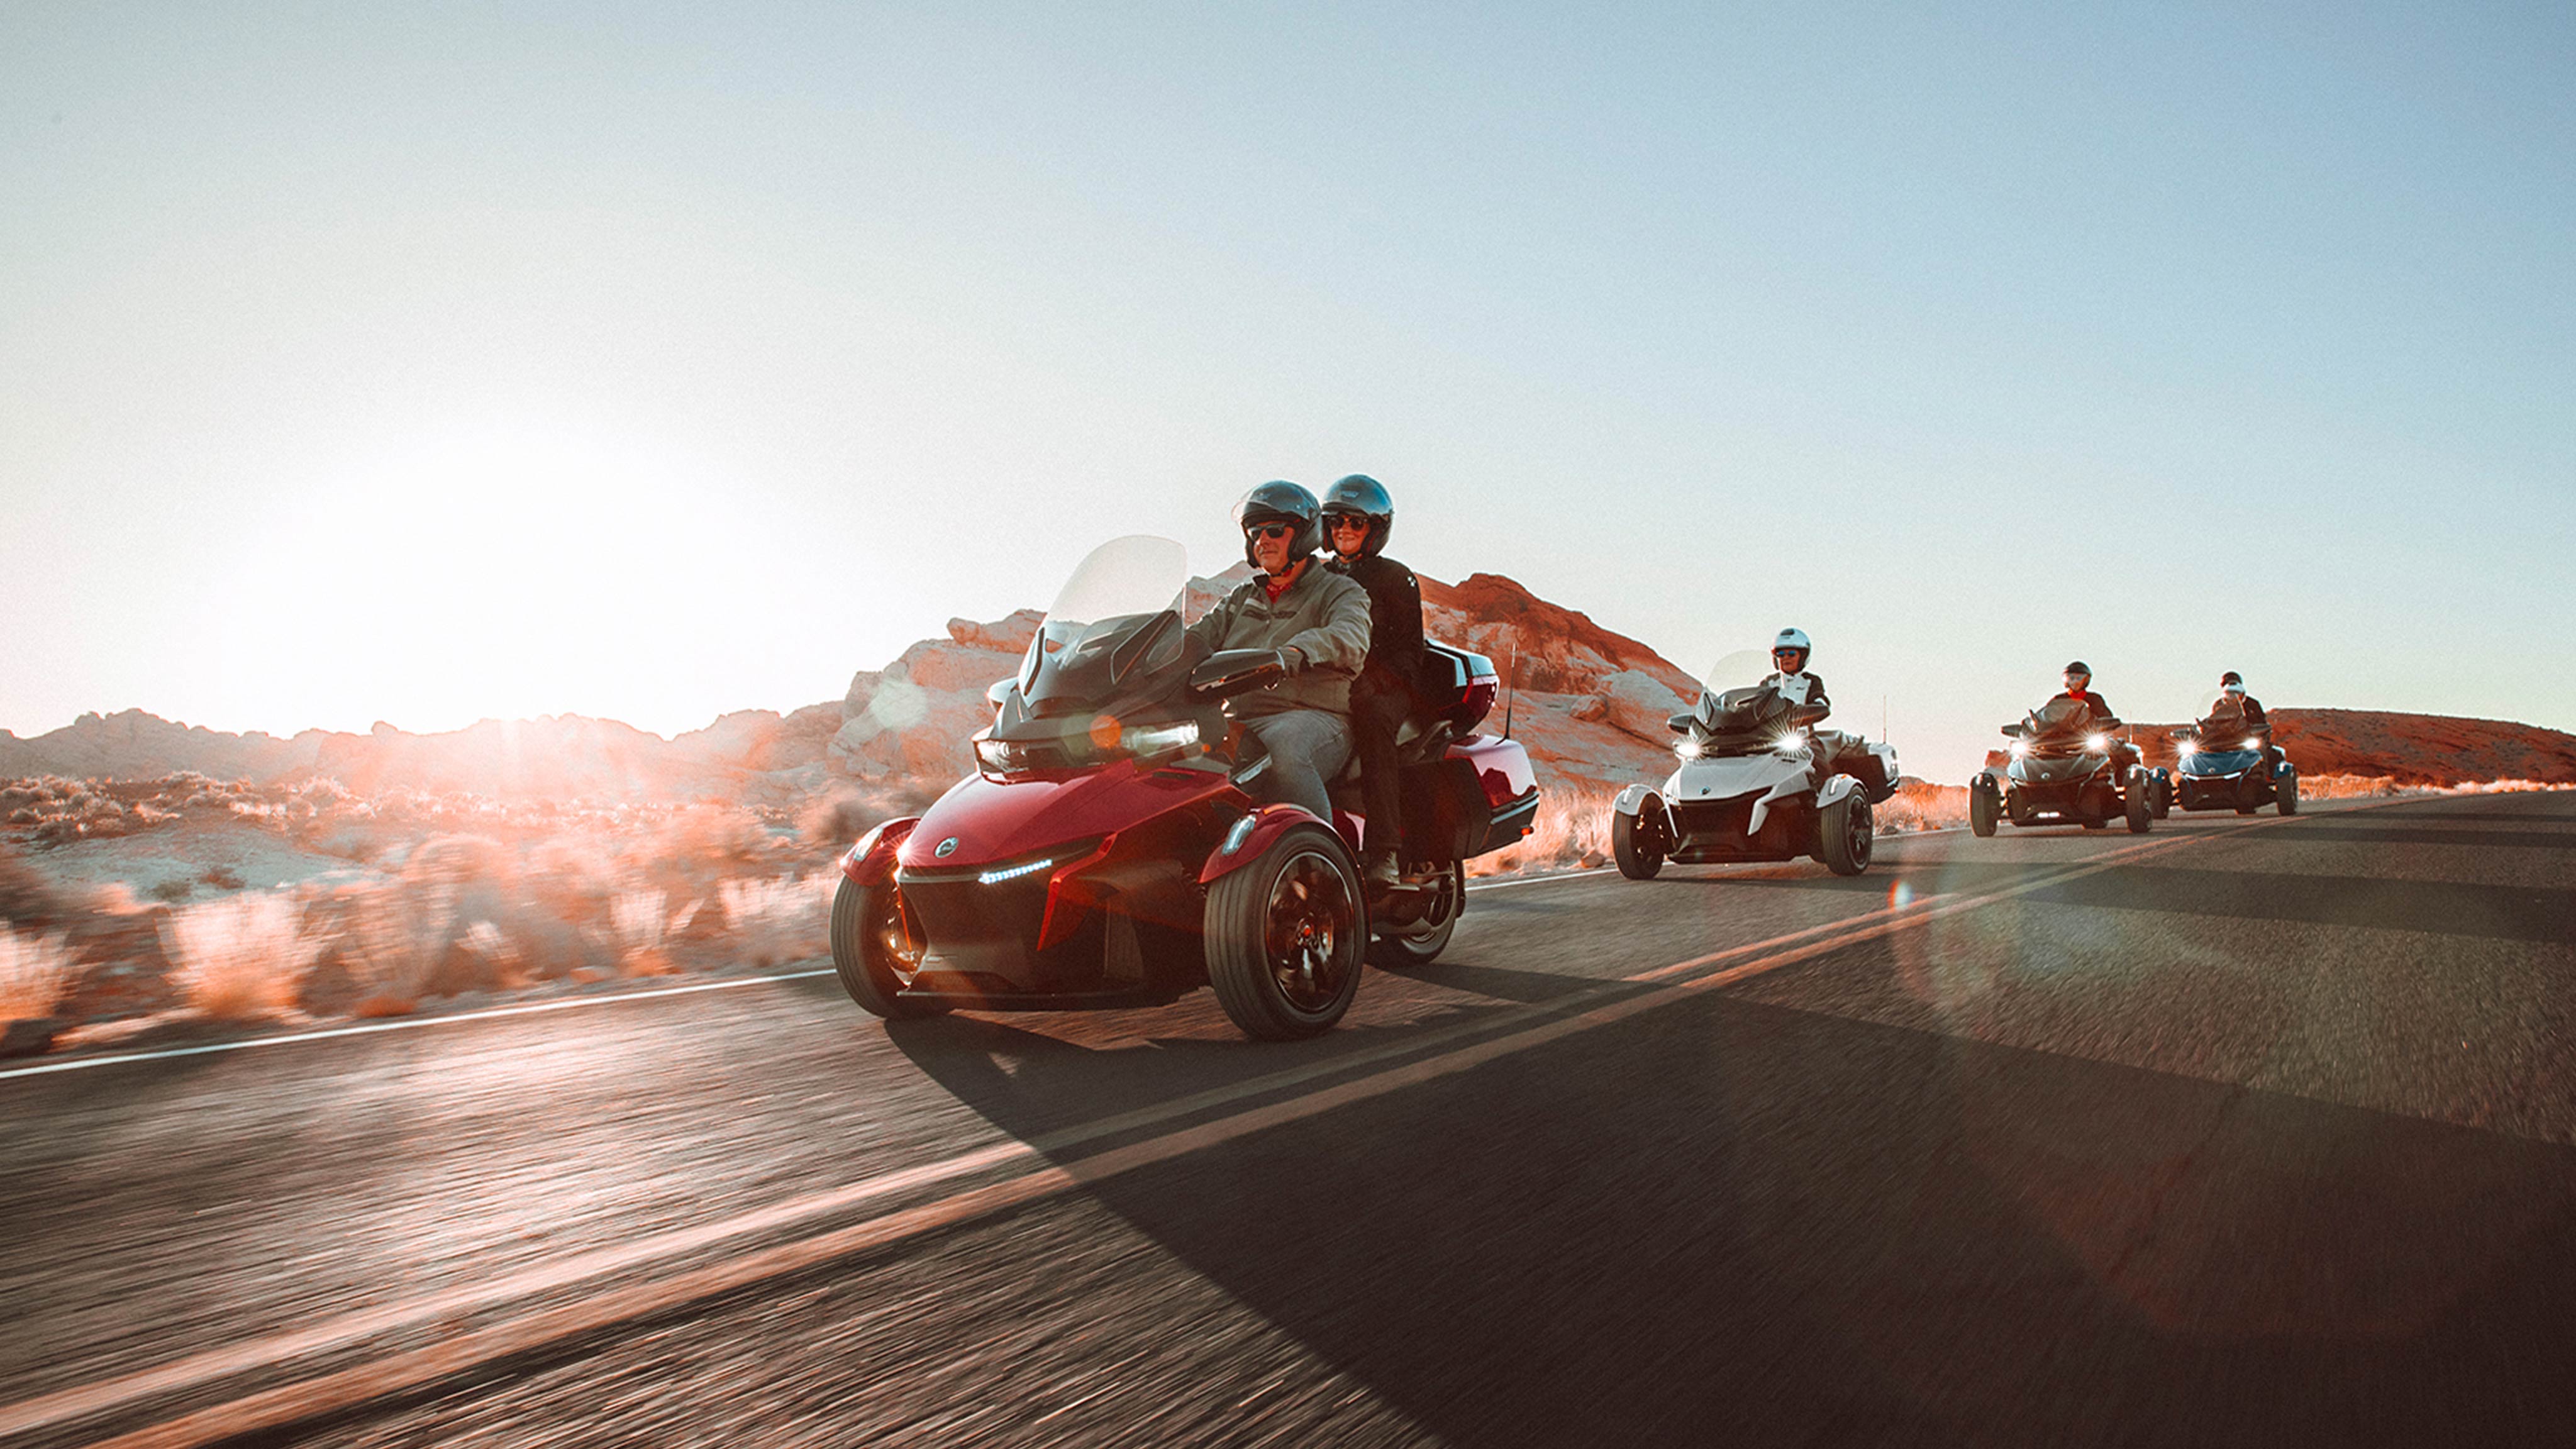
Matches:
[343,878,460,1007]
[1,923,77,1021]
[147,879,195,905]
[2298,774,2406,799]
[718,875,830,967]
[605,889,697,975]
[0,842,65,923]
[159,892,326,1019]
[799,793,877,848]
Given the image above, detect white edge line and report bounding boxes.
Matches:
[0,794,2406,1083]
[0,970,838,1081]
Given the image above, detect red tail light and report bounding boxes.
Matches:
[1453,675,1499,733]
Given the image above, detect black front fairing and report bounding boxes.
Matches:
[2004,697,2118,786]
[1688,684,1827,758]
[987,609,1223,770]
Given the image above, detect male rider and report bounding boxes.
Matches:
[1323,475,1425,889]
[1186,481,1374,824]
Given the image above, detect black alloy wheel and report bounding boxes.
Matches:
[1206,824,1365,1039]
[830,875,949,1019]
[1613,804,1666,879]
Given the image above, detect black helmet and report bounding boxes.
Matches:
[1235,480,1322,567]
[1320,474,1395,558]
[2063,660,2091,677]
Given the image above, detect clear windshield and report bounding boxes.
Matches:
[1704,649,1773,695]
[2029,696,2088,733]
[1021,536,1191,698]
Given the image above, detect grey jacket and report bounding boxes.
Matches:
[1185,559,1373,718]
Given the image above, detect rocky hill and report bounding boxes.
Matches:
[1,569,1699,811]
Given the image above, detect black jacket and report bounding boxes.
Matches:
[1328,553,1425,693]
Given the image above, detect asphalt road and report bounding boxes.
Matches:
[3,791,2572,1447]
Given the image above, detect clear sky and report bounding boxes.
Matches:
[4,2,2569,782]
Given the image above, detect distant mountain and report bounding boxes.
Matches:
[1985,709,2576,786]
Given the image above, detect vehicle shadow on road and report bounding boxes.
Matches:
[914,982,2576,1446]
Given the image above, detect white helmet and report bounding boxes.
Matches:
[1772,628,1811,669]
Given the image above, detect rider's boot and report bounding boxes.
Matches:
[1363,847,1401,892]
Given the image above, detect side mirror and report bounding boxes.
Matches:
[1667,713,1695,734]
[984,679,1014,711]
[1999,725,2021,738]
[1190,648,1287,699]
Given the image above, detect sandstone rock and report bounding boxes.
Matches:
[1,1017,63,1058]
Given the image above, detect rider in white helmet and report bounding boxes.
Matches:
[1765,628,1845,784]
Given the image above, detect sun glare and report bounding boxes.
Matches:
[208,428,782,738]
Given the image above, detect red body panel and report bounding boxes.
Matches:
[840,818,919,886]
[1450,733,1538,806]
[897,760,1243,870]
[1196,802,1333,886]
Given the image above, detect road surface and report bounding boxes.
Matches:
[3,791,2571,1446]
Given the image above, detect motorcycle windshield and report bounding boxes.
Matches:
[1696,650,1782,728]
[2027,697,2088,736]
[1020,535,1191,711]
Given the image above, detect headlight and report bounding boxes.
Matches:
[2241,737,2262,751]
[1674,736,1706,760]
[1772,730,1807,754]
[974,736,1033,774]
[2174,738,2196,757]
[2084,733,2109,753]
[2009,740,2031,759]
[1121,719,1200,759]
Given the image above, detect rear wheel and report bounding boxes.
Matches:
[1613,804,1665,880]
[1968,780,1999,838]
[2125,771,2153,833]
[1206,824,1365,1040]
[1814,787,1874,876]
[830,875,948,1020]
[1368,862,1464,969]
[2277,772,2300,816]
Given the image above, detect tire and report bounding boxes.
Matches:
[830,875,948,1020]
[1814,787,1874,876]
[1968,781,1999,838]
[1206,823,1365,1040]
[1368,862,1464,969]
[2125,772,2153,833]
[1613,805,1665,880]
[2152,775,2173,819]
[2277,772,2300,816]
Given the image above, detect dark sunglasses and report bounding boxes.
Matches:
[1322,511,1369,531]
[1245,521,1298,541]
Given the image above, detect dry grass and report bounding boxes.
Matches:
[158,892,326,1019]
[606,889,698,975]
[1470,786,1615,877]
[718,875,831,967]
[1,923,77,1021]
[1878,780,1968,833]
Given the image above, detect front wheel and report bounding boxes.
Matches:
[1814,787,1874,876]
[1368,862,1464,969]
[2124,772,2153,833]
[1206,824,1365,1040]
[2152,774,2173,818]
[830,875,948,1020]
[2277,773,2300,816]
[1969,780,1999,838]
[1613,806,1665,880]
